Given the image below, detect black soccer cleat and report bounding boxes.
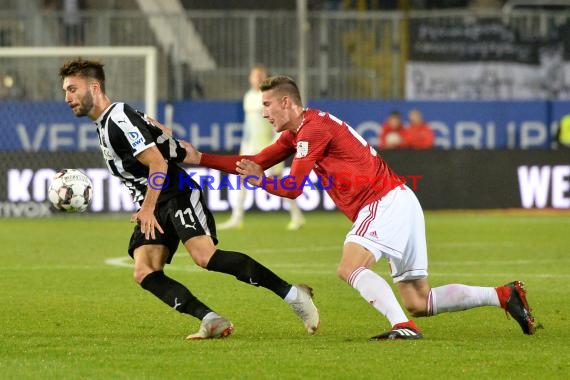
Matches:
[496,281,536,335]
[370,321,423,341]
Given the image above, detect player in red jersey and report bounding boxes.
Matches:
[182,76,537,339]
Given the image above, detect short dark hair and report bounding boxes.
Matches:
[259,75,302,106]
[59,58,106,93]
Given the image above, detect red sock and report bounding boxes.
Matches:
[394,320,421,332]
[495,286,510,309]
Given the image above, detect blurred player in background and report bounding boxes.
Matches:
[59,60,319,340]
[219,64,305,231]
[183,75,537,339]
[379,110,407,149]
[406,109,434,150]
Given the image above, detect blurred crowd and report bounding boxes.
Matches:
[379,109,435,150]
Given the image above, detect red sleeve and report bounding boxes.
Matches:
[423,125,435,149]
[414,125,434,149]
[379,123,386,149]
[200,135,294,174]
[400,129,410,149]
[261,159,314,199]
[261,123,331,199]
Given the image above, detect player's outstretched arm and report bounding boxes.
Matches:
[237,158,315,200]
[179,140,202,165]
[147,116,173,136]
[182,141,294,175]
[236,159,264,186]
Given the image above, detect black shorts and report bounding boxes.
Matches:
[127,189,218,263]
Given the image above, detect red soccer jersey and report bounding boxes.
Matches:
[201,108,403,221]
[406,123,435,150]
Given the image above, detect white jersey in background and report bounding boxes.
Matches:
[241,88,274,154]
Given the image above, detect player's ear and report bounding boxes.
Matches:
[90,80,102,94]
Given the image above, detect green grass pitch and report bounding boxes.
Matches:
[0,210,569,379]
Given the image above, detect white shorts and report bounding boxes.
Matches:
[344,185,428,283]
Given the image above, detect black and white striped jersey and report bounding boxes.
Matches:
[94,102,192,204]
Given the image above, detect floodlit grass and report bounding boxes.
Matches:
[0,210,568,379]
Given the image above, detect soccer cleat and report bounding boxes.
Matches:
[286,217,306,231]
[370,320,423,340]
[217,219,244,231]
[185,316,234,340]
[496,280,536,335]
[289,284,320,334]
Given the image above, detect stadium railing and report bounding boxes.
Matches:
[0,9,568,101]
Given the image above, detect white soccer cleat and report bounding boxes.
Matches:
[286,217,306,231]
[290,284,320,334]
[186,316,234,340]
[217,219,244,231]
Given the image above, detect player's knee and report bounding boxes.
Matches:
[408,307,428,318]
[403,300,428,317]
[336,264,352,282]
[193,253,212,268]
[184,236,216,268]
[133,266,153,285]
[189,245,216,268]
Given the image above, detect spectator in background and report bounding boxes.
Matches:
[63,0,86,45]
[379,110,407,150]
[406,109,434,150]
[181,63,205,100]
[218,64,305,231]
[557,114,570,149]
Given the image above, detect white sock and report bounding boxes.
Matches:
[287,199,303,221]
[348,267,408,326]
[428,284,500,316]
[224,187,245,224]
[284,285,298,303]
[203,311,220,321]
[232,187,246,221]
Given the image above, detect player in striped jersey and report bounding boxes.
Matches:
[183,76,537,339]
[59,59,319,340]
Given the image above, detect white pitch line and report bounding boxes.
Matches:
[104,256,134,269]
[104,253,570,270]
[102,256,570,278]
[4,259,570,279]
[250,246,340,254]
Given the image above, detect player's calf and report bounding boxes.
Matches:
[206,249,293,298]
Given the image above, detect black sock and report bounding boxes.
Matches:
[206,249,292,299]
[140,270,212,320]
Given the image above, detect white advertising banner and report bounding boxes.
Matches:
[406,61,570,100]
[406,17,570,100]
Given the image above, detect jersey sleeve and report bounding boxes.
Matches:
[109,108,156,157]
[294,122,332,164]
[200,134,295,174]
[261,158,314,199]
[133,109,187,162]
[261,123,332,199]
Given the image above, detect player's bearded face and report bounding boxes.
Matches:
[63,76,94,117]
[74,89,94,117]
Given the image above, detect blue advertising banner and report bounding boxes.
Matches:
[0,100,566,152]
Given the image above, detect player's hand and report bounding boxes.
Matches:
[148,116,173,136]
[236,159,263,186]
[131,207,164,240]
[179,140,202,165]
